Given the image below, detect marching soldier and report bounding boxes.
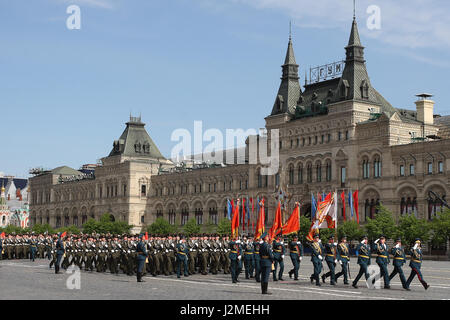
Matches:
[55,233,66,274]
[259,232,273,295]
[322,235,338,285]
[272,235,285,281]
[405,238,430,290]
[0,234,3,260]
[242,236,255,279]
[309,233,324,286]
[373,235,390,289]
[288,234,303,281]
[335,235,350,285]
[176,235,189,278]
[229,237,242,283]
[389,238,408,290]
[352,235,371,289]
[198,235,209,275]
[136,233,148,282]
[29,234,38,262]
[221,236,231,274]
[209,235,221,275]
[253,237,262,282]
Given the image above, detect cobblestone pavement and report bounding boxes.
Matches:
[1,258,449,300]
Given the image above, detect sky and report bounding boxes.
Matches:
[1,0,450,178]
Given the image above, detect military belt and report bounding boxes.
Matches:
[244,252,253,255]
[326,254,334,257]
[359,255,369,259]
[274,250,282,252]
[394,257,405,260]
[261,256,269,259]
[341,255,349,259]
[254,252,259,254]
[412,259,421,263]
[178,252,186,255]
[377,255,388,258]
[231,251,238,254]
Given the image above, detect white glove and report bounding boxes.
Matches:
[259,240,263,244]
[238,255,241,260]
[300,257,302,261]
[165,249,168,253]
[296,241,300,244]
[395,244,400,249]
[361,240,365,244]
[280,241,284,245]
[318,255,323,260]
[318,239,322,243]
[413,244,418,250]
[334,259,338,264]
[375,239,379,244]
[282,255,285,259]
[236,240,241,244]
[339,260,342,265]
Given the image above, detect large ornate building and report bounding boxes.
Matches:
[29,17,449,234]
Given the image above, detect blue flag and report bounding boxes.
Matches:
[227,198,232,220]
[348,189,354,219]
[311,193,317,220]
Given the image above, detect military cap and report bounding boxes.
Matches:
[395,238,402,242]
[415,238,421,243]
[313,233,320,239]
[379,235,386,239]
[328,235,335,240]
[340,235,347,240]
[361,235,368,240]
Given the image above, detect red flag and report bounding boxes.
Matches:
[353,190,359,224]
[254,198,265,240]
[61,231,67,238]
[145,232,149,240]
[340,191,346,221]
[269,201,282,241]
[282,203,300,235]
[231,200,240,239]
[0,232,5,239]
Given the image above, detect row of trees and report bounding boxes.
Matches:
[0,214,132,235]
[144,218,232,236]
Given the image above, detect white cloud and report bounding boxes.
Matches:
[53,0,118,9]
[207,0,450,50]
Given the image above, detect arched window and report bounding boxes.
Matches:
[373,156,382,178]
[307,164,312,183]
[316,164,322,182]
[362,159,370,179]
[289,165,294,185]
[169,208,176,225]
[181,207,189,225]
[297,165,303,184]
[400,197,406,215]
[209,207,218,225]
[195,208,203,225]
[326,161,332,181]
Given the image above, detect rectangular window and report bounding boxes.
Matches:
[428,162,433,174]
[400,165,405,176]
[341,167,346,184]
[321,135,324,144]
[345,131,349,140]
[327,134,331,142]
[410,164,415,176]
[438,161,444,173]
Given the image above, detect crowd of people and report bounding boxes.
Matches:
[0,231,429,294]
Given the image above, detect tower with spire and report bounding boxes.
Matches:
[270,33,302,116]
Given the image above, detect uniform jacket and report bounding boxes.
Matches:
[337,243,350,262]
[259,242,274,267]
[309,241,324,263]
[390,246,406,267]
[373,242,390,265]
[356,243,371,265]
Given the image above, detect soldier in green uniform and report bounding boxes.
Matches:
[389,238,408,290]
[176,235,189,278]
[322,235,338,285]
[272,235,285,281]
[373,235,390,289]
[309,233,324,286]
[288,235,303,281]
[259,232,274,294]
[136,234,148,282]
[229,237,242,283]
[335,235,350,285]
[242,236,255,279]
[405,238,430,290]
[29,234,38,262]
[352,235,371,289]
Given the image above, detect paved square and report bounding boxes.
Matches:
[1,258,449,300]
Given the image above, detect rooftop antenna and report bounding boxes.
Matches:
[353,0,356,20]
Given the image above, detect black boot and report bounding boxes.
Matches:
[261,282,265,294]
[264,283,272,295]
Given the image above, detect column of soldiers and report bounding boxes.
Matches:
[0,232,430,292]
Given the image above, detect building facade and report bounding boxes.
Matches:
[29,18,450,233]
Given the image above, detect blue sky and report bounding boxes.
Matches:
[1,0,449,177]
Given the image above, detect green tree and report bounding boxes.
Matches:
[183,218,200,236]
[337,220,364,242]
[298,216,312,242]
[81,214,132,235]
[318,228,335,243]
[32,224,55,234]
[364,204,396,240]
[430,209,450,247]
[216,219,231,236]
[146,218,176,235]
[55,225,81,235]
[396,214,431,246]
[203,222,217,234]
